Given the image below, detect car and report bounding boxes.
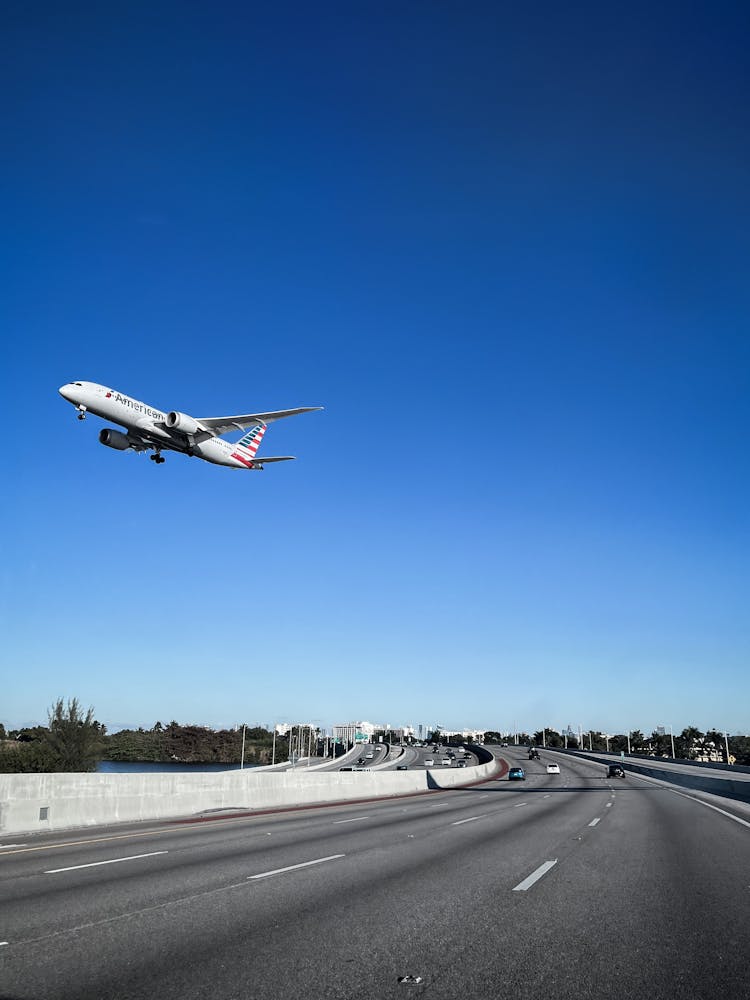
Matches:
[607,764,625,777]
[424,758,434,766]
[457,761,467,768]
[546,763,560,774]
[442,758,452,765]
[365,752,374,759]
[396,764,408,770]
[508,767,526,781]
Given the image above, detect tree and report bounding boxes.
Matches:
[629,730,646,752]
[44,697,104,772]
[676,727,704,760]
[704,729,727,762]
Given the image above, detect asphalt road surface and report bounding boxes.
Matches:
[1,748,749,999]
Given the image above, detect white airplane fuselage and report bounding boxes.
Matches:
[58,381,313,469]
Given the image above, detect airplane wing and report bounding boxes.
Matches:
[247,456,295,465]
[126,430,182,454]
[196,407,323,436]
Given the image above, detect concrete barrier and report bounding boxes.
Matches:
[0,756,500,836]
[546,748,750,804]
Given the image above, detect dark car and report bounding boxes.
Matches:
[607,764,625,777]
[508,767,526,781]
[396,765,408,770]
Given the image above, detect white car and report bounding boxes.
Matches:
[546,763,561,774]
[424,758,434,766]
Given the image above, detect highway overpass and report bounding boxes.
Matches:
[1,746,748,999]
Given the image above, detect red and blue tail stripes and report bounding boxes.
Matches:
[230,421,267,467]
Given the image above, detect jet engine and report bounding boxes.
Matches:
[99,428,131,451]
[166,411,201,435]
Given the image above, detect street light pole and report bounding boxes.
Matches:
[724,731,731,764]
[240,724,246,770]
[670,725,675,759]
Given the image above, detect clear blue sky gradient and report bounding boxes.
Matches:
[4,2,749,736]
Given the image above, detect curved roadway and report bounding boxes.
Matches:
[1,746,748,999]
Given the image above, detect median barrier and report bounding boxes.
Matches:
[0,754,500,836]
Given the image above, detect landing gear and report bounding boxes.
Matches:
[150,452,166,464]
[76,406,87,421]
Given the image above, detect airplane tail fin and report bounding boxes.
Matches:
[230,420,268,466]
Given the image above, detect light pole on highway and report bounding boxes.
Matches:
[724,731,731,764]
[670,725,675,759]
[240,724,246,770]
[627,732,631,755]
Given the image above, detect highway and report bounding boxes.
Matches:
[1,747,749,999]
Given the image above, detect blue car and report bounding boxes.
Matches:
[508,767,526,781]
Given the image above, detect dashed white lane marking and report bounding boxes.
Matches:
[452,815,485,826]
[0,844,27,849]
[0,942,8,946]
[248,854,345,880]
[543,794,550,799]
[512,859,558,892]
[514,802,527,808]
[589,818,601,827]
[606,802,613,808]
[332,816,370,824]
[45,851,167,874]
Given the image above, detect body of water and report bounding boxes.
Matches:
[97,761,261,773]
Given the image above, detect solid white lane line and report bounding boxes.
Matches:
[332,816,370,824]
[45,851,167,874]
[589,818,601,827]
[512,859,558,892]
[248,854,345,880]
[669,789,750,830]
[451,815,485,826]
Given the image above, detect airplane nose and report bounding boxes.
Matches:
[59,384,74,401]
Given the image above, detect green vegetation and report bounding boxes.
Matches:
[0,698,105,772]
[104,722,278,765]
[0,699,282,772]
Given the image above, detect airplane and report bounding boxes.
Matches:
[58,381,322,469]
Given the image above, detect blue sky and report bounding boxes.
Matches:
[3,2,749,736]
